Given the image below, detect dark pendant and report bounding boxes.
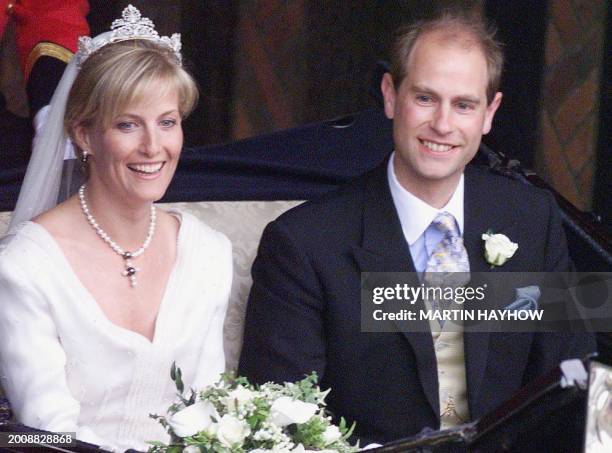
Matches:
[126,266,136,276]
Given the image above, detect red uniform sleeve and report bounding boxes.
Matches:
[11,0,90,78]
[0,1,10,41]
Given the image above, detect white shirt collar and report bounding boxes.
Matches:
[387,152,464,245]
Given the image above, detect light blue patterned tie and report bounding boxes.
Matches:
[423,212,470,326]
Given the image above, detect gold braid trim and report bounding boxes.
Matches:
[24,42,74,80]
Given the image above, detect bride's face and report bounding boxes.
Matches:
[78,85,183,205]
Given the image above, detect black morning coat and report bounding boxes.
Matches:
[238,157,596,445]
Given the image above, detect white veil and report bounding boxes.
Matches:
[8,32,112,231]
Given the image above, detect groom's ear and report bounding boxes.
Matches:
[381,73,397,120]
[482,92,503,135]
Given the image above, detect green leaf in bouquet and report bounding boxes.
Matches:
[339,417,357,441]
[166,401,184,415]
[171,362,185,394]
[214,370,246,390]
[176,389,195,407]
[232,374,251,388]
[189,432,213,443]
[299,372,319,388]
[293,372,324,404]
[147,442,185,453]
[146,440,167,452]
[245,397,271,430]
[149,413,170,429]
[292,415,327,449]
[185,432,219,452]
[187,388,197,405]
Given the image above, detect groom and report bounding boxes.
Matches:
[238,10,595,444]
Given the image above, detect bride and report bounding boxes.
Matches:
[0,6,231,451]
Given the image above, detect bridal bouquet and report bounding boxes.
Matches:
[148,364,359,453]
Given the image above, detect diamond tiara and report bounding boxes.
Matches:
[75,4,182,68]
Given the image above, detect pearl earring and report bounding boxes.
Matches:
[80,151,90,163]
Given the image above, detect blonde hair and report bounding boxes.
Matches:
[65,39,198,141]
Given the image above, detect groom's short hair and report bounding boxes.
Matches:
[389,8,504,104]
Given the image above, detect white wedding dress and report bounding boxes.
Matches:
[0,210,232,452]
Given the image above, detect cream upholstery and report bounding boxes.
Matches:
[162,201,302,370]
[0,200,303,373]
[0,212,9,236]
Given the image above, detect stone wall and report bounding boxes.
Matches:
[535,0,606,210]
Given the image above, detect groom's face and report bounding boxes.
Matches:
[382,29,502,197]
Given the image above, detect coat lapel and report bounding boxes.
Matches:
[462,166,517,417]
[351,162,440,418]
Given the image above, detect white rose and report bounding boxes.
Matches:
[183,446,201,453]
[216,414,251,447]
[322,425,342,445]
[169,401,219,438]
[269,396,318,427]
[206,422,219,436]
[482,233,518,266]
[223,386,255,411]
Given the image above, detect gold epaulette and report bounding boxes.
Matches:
[24,42,73,80]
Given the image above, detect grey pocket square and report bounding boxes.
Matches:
[504,285,541,311]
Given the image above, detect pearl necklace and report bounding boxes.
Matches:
[78,184,156,288]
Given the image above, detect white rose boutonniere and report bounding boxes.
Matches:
[482,232,518,267]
